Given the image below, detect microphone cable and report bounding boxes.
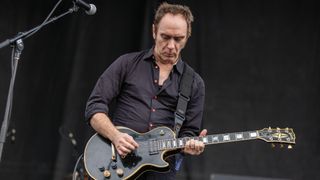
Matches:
[25,0,63,39]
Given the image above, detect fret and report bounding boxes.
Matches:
[236,133,243,139]
[167,140,171,148]
[211,135,219,143]
[153,140,156,152]
[157,140,160,150]
[183,137,189,146]
[162,140,166,149]
[149,140,153,152]
[204,136,208,142]
[156,140,160,151]
[178,139,183,147]
[172,140,177,148]
[230,133,235,141]
[202,137,208,144]
[249,131,257,138]
[243,131,256,139]
[223,134,230,141]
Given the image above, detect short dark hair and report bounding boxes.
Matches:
[153,2,194,38]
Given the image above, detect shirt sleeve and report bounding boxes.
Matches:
[85,55,129,122]
[178,73,205,138]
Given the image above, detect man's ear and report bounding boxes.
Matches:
[152,24,156,39]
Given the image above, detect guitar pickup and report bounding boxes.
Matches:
[148,139,159,155]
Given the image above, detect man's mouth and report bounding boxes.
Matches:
[163,53,175,57]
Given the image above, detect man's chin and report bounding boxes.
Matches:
[160,56,176,64]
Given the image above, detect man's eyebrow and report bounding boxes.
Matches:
[160,33,185,38]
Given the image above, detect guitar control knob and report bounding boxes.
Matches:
[116,168,124,177]
[111,162,117,169]
[99,167,105,172]
[103,170,111,178]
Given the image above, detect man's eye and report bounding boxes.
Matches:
[174,37,183,42]
[161,35,170,40]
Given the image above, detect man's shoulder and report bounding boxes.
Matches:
[183,62,204,87]
[118,49,151,62]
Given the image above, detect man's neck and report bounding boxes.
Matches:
[156,60,174,72]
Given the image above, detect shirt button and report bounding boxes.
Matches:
[153,96,157,99]
[151,108,156,112]
[154,79,158,84]
[149,123,153,130]
[155,65,158,69]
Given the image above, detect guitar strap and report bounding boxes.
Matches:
[174,62,194,138]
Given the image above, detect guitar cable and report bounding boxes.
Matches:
[72,153,83,180]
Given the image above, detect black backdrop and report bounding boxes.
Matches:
[0,0,319,179]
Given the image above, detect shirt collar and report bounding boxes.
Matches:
[143,47,184,75]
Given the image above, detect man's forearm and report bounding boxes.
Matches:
[90,112,139,156]
[90,112,119,142]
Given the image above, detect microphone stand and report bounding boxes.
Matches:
[0,4,80,163]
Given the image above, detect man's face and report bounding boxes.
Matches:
[153,13,188,65]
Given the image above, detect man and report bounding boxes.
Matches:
[85,2,206,179]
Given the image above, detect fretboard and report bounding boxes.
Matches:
[149,131,259,152]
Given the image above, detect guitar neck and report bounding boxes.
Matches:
[199,131,259,146]
[155,131,260,151]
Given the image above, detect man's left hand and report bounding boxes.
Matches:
[183,129,207,155]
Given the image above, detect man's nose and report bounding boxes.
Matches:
[167,39,175,49]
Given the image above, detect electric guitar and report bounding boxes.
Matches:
[83,126,295,180]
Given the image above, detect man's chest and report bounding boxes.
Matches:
[122,64,180,107]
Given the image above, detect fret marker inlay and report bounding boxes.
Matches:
[179,140,183,146]
[173,141,177,147]
[203,137,208,143]
[223,135,230,141]
[250,132,257,138]
[212,136,218,142]
[236,134,243,139]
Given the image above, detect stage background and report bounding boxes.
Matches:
[0,0,319,179]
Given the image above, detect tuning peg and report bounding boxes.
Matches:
[271,143,275,148]
[288,145,293,149]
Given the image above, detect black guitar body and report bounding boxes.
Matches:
[84,126,177,180]
[84,126,296,179]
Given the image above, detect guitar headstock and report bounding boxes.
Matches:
[257,127,296,149]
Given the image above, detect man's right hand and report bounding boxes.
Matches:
[112,131,139,156]
[90,113,139,156]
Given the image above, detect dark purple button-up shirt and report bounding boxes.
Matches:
[85,48,205,137]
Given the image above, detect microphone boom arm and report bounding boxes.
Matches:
[0,4,81,163]
[0,6,78,49]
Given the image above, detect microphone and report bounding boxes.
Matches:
[74,0,97,15]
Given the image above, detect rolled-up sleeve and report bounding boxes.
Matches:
[85,55,129,122]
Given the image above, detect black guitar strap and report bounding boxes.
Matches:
[174,62,194,137]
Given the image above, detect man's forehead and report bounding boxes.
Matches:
[157,14,187,28]
[156,15,187,36]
